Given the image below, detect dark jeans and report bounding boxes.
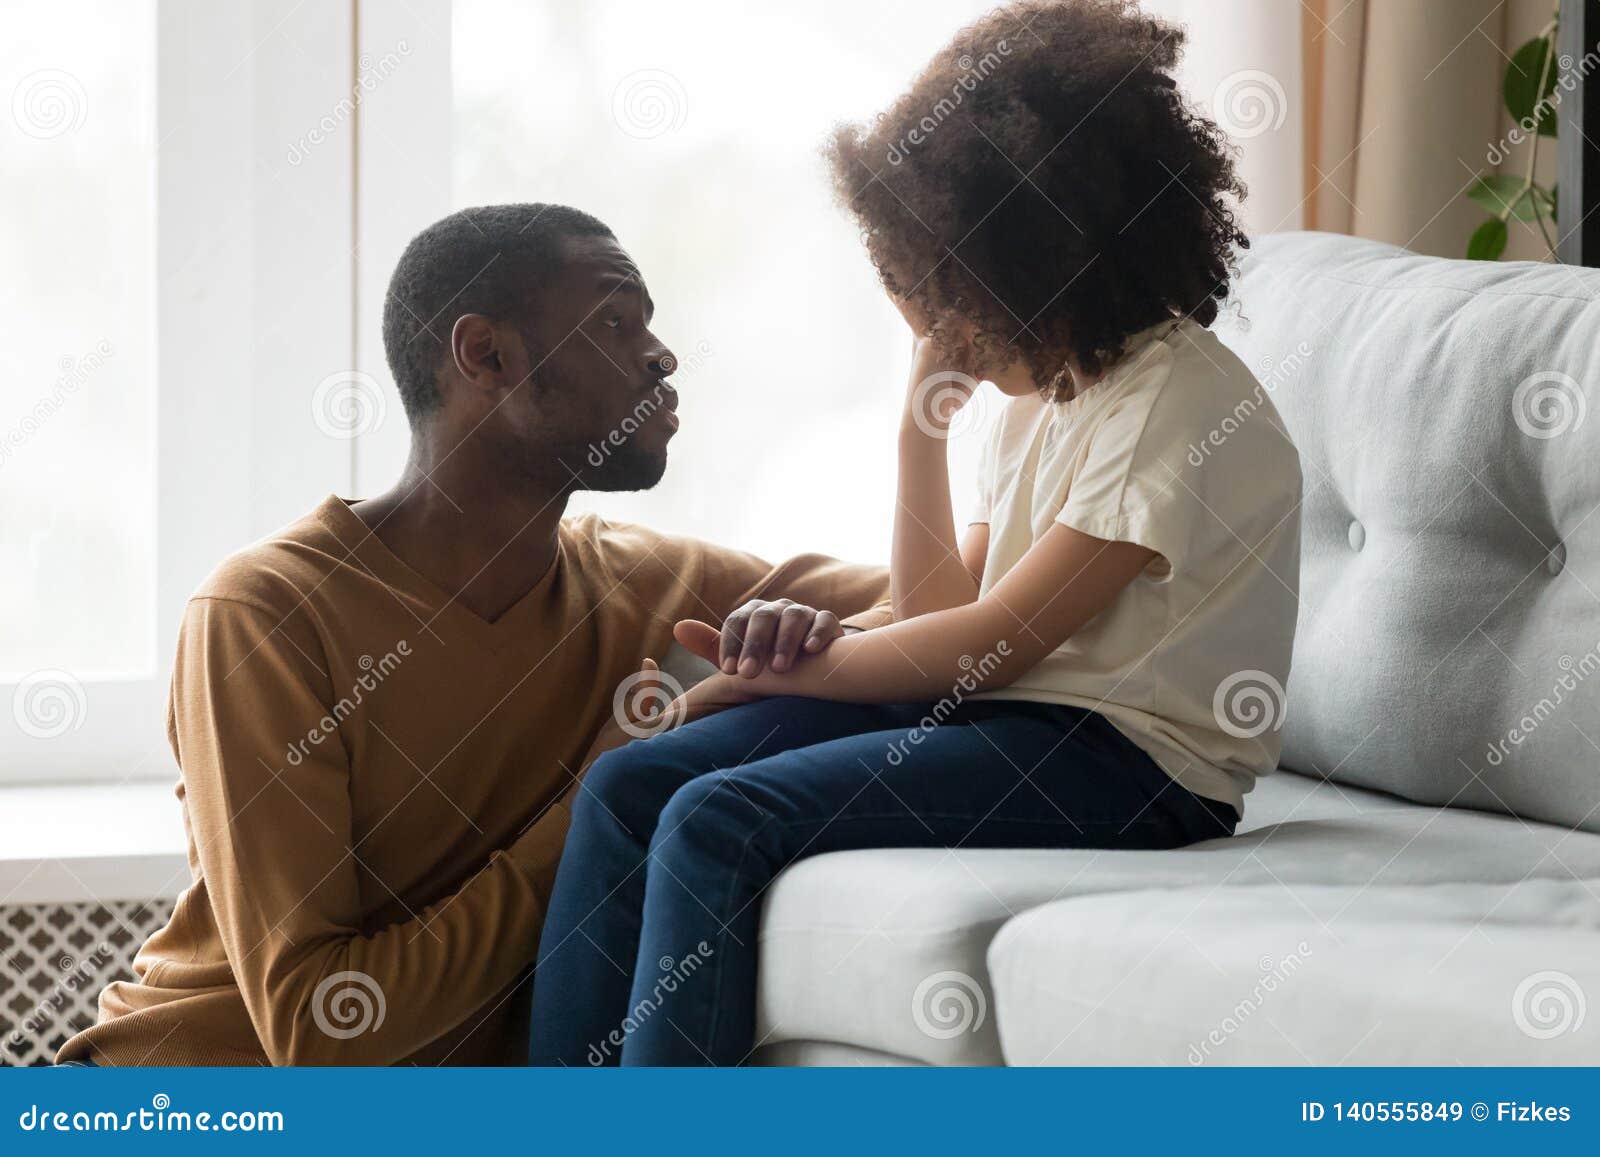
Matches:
[527,695,1236,1067]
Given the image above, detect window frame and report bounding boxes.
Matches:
[2,0,359,786]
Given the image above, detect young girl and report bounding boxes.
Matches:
[529,0,1301,1066]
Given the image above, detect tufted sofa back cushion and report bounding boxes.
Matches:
[1214,232,1599,832]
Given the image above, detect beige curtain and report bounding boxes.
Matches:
[1303,0,1559,260]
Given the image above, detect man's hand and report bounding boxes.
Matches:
[679,599,846,677]
[581,654,770,774]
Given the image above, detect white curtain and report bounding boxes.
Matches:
[1142,0,1306,238]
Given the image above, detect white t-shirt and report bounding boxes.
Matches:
[968,318,1302,814]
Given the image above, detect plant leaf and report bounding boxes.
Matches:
[1467,216,1509,261]
[1504,36,1558,135]
[1467,175,1538,221]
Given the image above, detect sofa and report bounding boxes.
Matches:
[720,231,1600,1065]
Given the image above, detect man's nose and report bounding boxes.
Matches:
[646,344,677,381]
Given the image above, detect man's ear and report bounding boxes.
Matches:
[450,313,504,389]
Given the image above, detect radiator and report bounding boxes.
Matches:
[1,898,174,1067]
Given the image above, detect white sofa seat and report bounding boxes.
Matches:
[989,878,1600,1066]
[753,771,1600,1065]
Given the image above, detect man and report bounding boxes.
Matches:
[58,204,887,1066]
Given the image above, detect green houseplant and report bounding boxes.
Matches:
[1467,9,1560,260]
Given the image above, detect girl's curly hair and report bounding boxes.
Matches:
[825,0,1246,394]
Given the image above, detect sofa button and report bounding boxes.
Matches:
[1347,520,1365,551]
[1547,541,1566,576]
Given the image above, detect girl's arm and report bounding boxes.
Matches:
[891,337,986,620]
[676,522,1155,707]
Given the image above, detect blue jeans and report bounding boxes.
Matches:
[527,695,1236,1066]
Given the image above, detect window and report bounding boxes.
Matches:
[13,1,1282,787]
[3,2,357,785]
[2,1,156,681]
[438,0,1000,564]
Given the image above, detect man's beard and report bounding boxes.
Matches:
[527,358,670,493]
[576,437,668,493]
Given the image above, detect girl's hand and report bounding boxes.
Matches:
[663,671,764,729]
[904,334,978,436]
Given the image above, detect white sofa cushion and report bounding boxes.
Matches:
[1214,232,1600,832]
[754,771,1600,1064]
[989,878,1600,1065]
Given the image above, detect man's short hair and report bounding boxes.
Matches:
[381,203,614,426]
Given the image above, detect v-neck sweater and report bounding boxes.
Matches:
[59,496,889,1067]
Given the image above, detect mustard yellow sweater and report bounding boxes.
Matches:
[59,496,887,1066]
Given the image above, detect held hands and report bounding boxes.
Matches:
[657,600,849,728]
[689,597,846,676]
[591,601,850,760]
